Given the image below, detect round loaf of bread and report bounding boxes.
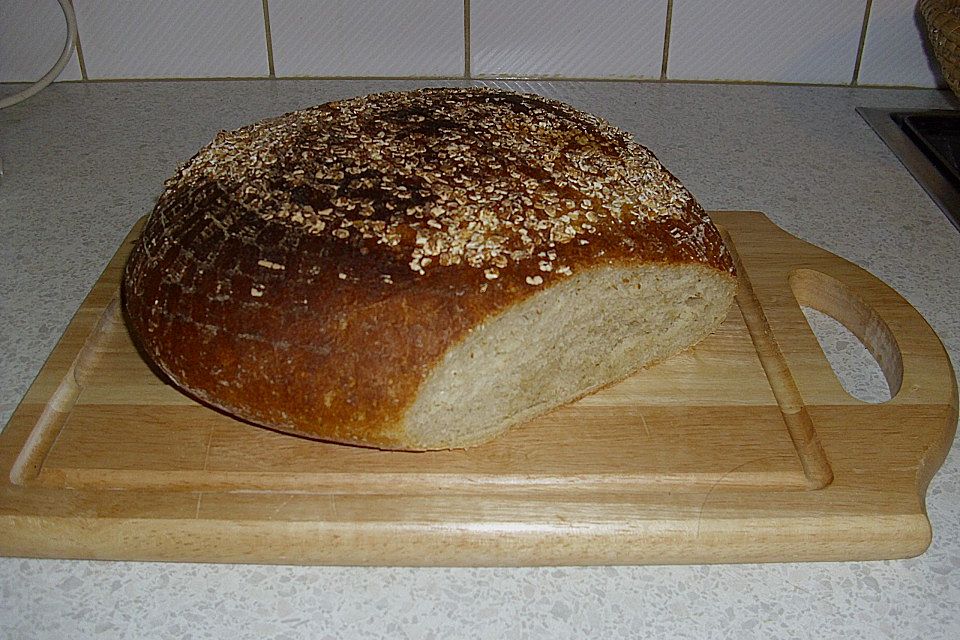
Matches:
[123,87,736,450]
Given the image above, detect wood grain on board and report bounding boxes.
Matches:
[0,211,955,565]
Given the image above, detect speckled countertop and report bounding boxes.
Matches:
[1,80,958,639]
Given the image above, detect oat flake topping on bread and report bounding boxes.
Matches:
[123,87,736,450]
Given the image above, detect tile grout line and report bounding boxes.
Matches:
[464,0,472,79]
[851,0,874,86]
[661,0,674,80]
[262,0,276,78]
[11,75,941,91]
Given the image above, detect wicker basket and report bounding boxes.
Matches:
[919,0,960,97]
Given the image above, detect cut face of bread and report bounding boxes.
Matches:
[406,264,735,448]
[122,87,737,450]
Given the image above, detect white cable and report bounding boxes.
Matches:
[0,0,78,109]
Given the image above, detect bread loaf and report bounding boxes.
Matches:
[122,87,736,450]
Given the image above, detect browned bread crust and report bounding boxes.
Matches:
[122,87,734,449]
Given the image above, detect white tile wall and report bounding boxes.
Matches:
[858,0,942,87]
[73,0,269,79]
[0,0,82,82]
[269,0,463,77]
[472,0,667,78]
[668,0,866,84]
[0,0,946,88]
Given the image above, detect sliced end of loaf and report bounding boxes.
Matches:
[402,264,736,449]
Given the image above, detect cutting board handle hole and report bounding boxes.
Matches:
[789,269,902,403]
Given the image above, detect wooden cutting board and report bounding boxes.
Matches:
[0,211,955,566]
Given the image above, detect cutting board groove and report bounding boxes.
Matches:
[723,230,833,489]
[0,211,955,565]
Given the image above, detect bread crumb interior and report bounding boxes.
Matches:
[405,264,736,448]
